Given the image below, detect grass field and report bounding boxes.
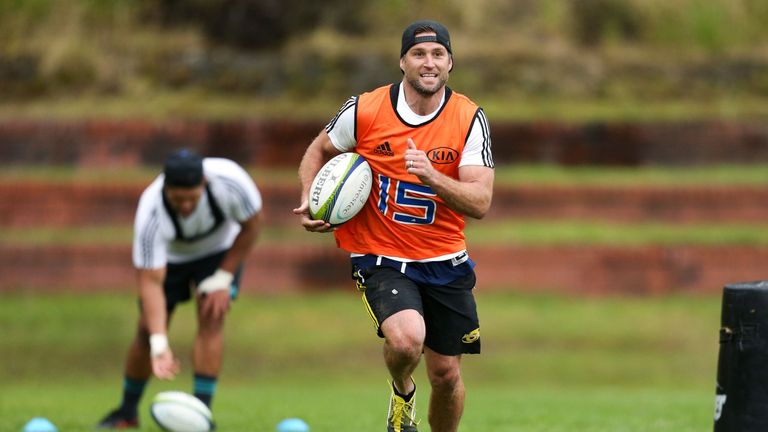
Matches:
[8,220,768,247]
[0,291,721,431]
[1,163,737,430]
[6,164,768,186]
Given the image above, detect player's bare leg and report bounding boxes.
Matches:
[381,309,425,394]
[194,306,225,376]
[97,320,154,429]
[193,295,227,407]
[381,309,424,431]
[424,348,464,432]
[124,324,153,379]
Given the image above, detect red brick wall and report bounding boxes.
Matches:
[3,180,768,295]
[3,119,768,167]
[4,119,768,295]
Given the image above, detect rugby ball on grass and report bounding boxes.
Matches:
[309,153,372,226]
[150,391,213,432]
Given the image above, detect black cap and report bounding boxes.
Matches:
[163,149,204,187]
[400,20,452,58]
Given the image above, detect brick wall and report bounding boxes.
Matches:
[3,119,768,167]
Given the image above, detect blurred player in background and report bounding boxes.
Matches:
[97,149,262,429]
[294,20,494,432]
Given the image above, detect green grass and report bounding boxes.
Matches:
[0,291,720,431]
[4,93,768,122]
[4,1,768,124]
[0,225,334,247]
[465,220,768,246]
[7,220,768,247]
[5,164,768,187]
[1,225,134,245]
[1,381,713,431]
[0,165,301,187]
[492,164,768,186]
[481,95,768,122]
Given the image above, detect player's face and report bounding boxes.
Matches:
[400,33,452,97]
[164,184,205,218]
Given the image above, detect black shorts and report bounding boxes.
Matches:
[163,250,242,312]
[352,260,481,356]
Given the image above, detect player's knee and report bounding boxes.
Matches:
[197,314,225,335]
[427,362,461,389]
[386,333,423,360]
[382,312,425,356]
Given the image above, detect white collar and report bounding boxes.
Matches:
[396,82,445,125]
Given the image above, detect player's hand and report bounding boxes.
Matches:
[151,349,180,380]
[199,289,231,321]
[293,200,334,233]
[405,139,437,184]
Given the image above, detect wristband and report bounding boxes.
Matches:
[198,269,234,295]
[149,333,169,358]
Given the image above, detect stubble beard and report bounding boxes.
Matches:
[408,75,448,97]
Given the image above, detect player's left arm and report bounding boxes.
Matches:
[220,211,261,274]
[406,108,494,219]
[198,211,261,319]
[198,168,262,318]
[437,165,494,219]
[406,137,494,219]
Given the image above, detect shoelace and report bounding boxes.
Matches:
[390,396,419,430]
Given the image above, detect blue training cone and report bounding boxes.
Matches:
[276,417,310,432]
[22,417,57,432]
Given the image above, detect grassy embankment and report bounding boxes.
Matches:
[2,1,768,122]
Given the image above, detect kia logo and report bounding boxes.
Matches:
[427,147,459,164]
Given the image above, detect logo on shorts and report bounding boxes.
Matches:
[462,328,480,344]
[714,394,727,421]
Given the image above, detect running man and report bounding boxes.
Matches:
[294,20,494,432]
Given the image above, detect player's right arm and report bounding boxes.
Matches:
[133,181,179,379]
[294,96,357,232]
[138,267,180,380]
[293,130,343,232]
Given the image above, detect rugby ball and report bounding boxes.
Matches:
[309,152,372,226]
[150,391,213,432]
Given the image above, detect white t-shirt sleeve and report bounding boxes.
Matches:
[325,96,358,152]
[206,159,262,222]
[224,168,262,222]
[459,108,494,168]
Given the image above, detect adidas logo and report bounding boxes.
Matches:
[373,141,395,157]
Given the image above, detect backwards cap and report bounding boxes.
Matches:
[163,149,204,187]
[400,20,452,58]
